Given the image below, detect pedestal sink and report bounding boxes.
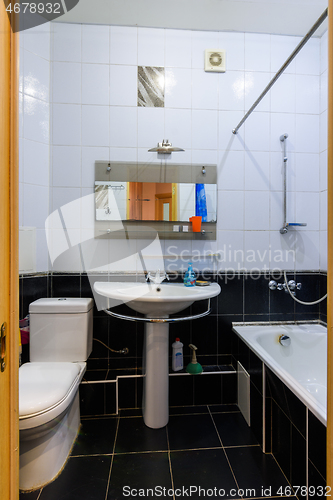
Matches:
[94,281,221,428]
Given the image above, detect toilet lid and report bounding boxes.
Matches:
[19,362,81,419]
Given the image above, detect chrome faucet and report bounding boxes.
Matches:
[269,280,301,296]
[146,269,169,285]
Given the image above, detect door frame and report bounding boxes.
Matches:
[327,0,333,488]
[0,3,19,499]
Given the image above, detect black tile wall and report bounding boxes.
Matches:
[232,334,326,492]
[20,271,326,416]
[271,399,292,481]
[266,368,306,438]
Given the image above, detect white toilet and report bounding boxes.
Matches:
[19,297,93,491]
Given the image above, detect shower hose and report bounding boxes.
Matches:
[283,270,327,306]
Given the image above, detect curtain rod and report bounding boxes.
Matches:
[232,8,328,135]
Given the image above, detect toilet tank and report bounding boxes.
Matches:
[29,298,94,362]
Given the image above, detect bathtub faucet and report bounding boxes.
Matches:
[269,280,302,296]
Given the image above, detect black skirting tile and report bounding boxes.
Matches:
[225,446,290,496]
[107,452,172,499]
[169,374,194,406]
[167,414,221,451]
[308,410,327,480]
[105,382,117,414]
[39,455,111,500]
[212,412,258,447]
[193,374,222,406]
[170,449,239,500]
[119,408,142,417]
[271,399,292,482]
[115,417,168,453]
[169,405,209,415]
[71,417,118,456]
[117,377,136,409]
[209,404,239,413]
[290,424,306,487]
[221,372,237,404]
[79,382,105,417]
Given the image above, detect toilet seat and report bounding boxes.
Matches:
[19,361,86,431]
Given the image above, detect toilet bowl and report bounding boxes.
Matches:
[19,298,93,492]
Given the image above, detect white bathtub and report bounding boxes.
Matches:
[232,323,327,426]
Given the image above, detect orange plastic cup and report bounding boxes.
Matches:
[189,216,202,232]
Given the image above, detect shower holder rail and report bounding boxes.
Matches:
[279,134,307,234]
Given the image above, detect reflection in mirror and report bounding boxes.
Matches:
[95,181,217,222]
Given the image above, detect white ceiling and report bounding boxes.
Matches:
[58,0,328,37]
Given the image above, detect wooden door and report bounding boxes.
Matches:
[0,3,19,499]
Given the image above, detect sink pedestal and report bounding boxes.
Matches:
[142,321,169,428]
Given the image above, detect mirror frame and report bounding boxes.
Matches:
[94,161,217,240]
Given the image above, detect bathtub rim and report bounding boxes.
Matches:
[232,320,327,427]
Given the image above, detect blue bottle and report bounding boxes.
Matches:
[184,262,196,287]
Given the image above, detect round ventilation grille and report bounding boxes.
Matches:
[209,52,222,67]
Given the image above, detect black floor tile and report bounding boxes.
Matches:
[19,491,41,500]
[212,412,258,446]
[171,449,239,500]
[167,414,221,451]
[115,417,168,453]
[225,447,290,497]
[71,418,118,456]
[107,452,172,500]
[39,456,111,500]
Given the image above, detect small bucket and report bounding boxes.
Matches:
[189,216,202,232]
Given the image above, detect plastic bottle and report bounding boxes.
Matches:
[184,262,196,287]
[172,338,183,371]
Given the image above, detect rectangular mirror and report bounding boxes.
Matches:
[95,181,217,223]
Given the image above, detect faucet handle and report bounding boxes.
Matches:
[145,272,151,282]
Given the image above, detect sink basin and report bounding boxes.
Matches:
[94,282,221,316]
[93,279,221,429]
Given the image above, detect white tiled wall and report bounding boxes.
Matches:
[19,23,50,272]
[20,22,328,274]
